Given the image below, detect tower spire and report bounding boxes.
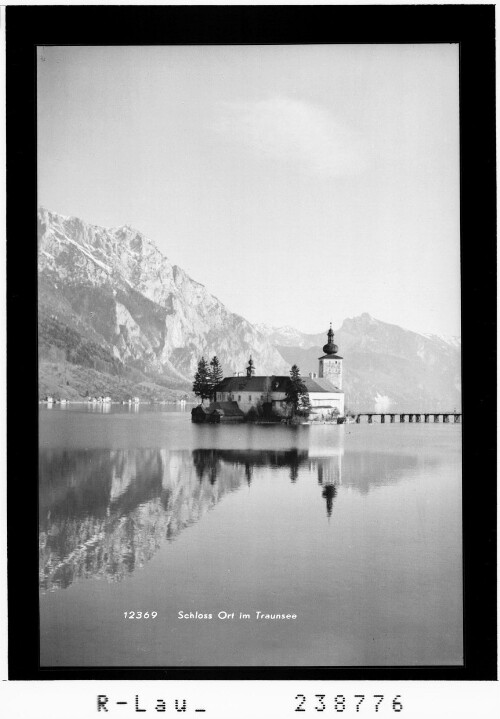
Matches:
[246,355,255,377]
[323,324,338,355]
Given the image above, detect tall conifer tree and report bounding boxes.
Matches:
[209,356,223,401]
[285,364,311,417]
[192,357,211,403]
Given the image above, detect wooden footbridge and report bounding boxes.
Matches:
[353,413,462,424]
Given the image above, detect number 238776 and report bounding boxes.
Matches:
[295,695,403,713]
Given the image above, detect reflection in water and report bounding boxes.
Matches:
[193,449,221,485]
[322,484,338,518]
[84,403,113,413]
[39,444,434,592]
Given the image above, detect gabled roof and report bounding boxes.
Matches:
[191,404,208,414]
[217,375,297,393]
[303,377,343,394]
[216,376,270,392]
[217,374,343,395]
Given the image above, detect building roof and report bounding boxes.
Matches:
[303,377,343,393]
[318,354,343,360]
[216,376,270,392]
[208,401,245,417]
[217,375,343,395]
[191,404,208,414]
[217,375,298,393]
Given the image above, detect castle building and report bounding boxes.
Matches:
[213,326,344,420]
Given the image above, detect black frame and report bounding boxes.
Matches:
[6,4,497,681]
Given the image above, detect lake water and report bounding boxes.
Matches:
[39,406,462,667]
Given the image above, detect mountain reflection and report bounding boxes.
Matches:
[39,446,434,591]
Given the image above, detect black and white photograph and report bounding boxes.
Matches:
[36,40,464,669]
[4,7,497,705]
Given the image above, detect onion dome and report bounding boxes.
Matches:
[322,324,338,355]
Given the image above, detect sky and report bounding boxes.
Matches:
[37,44,460,337]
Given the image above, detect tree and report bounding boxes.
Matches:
[285,364,311,418]
[192,357,211,403]
[208,356,224,401]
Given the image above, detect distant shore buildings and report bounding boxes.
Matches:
[192,326,344,423]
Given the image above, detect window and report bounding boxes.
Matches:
[249,395,252,401]
[238,395,241,401]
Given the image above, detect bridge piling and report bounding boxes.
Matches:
[353,412,460,425]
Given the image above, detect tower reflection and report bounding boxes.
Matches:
[310,446,343,517]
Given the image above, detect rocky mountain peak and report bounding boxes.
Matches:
[38,208,290,400]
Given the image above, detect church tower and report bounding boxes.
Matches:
[318,324,343,389]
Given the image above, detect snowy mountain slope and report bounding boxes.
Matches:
[38,208,288,398]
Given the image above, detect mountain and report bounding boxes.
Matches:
[254,324,324,348]
[38,208,289,400]
[38,208,461,411]
[262,314,461,413]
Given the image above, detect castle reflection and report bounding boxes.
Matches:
[39,444,430,592]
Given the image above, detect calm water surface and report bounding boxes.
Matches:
[39,406,462,666]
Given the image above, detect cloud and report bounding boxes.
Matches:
[215,96,368,178]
